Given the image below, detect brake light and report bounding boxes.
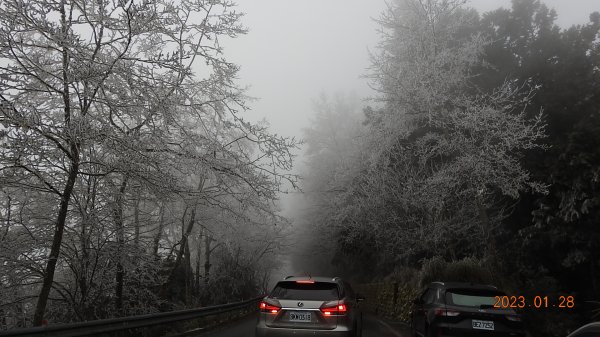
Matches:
[259,301,281,314]
[320,301,347,316]
[506,315,522,322]
[296,280,315,284]
[434,308,460,316]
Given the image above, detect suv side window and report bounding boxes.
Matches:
[425,289,437,304]
[422,288,436,304]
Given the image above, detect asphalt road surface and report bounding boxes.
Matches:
[198,313,410,337]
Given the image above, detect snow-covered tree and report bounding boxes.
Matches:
[0,0,297,326]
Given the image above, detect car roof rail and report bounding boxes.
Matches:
[432,281,445,286]
[284,275,294,280]
[332,276,341,282]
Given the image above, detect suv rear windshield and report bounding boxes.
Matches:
[445,288,504,307]
[270,281,339,301]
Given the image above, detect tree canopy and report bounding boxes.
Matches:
[297,1,600,335]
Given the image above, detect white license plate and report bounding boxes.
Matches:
[472,319,494,330]
[289,311,311,322]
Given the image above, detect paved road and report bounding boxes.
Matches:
[198,313,409,337]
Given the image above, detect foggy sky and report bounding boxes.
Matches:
[225,0,600,141]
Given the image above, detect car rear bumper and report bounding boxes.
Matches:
[256,323,353,337]
[433,325,526,337]
[429,317,526,337]
[255,328,353,337]
[436,333,525,337]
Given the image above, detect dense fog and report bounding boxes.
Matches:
[1,1,600,336]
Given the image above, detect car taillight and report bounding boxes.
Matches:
[320,301,347,316]
[259,301,281,314]
[506,315,522,322]
[434,308,460,316]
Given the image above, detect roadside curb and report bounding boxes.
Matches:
[173,312,257,336]
[376,319,405,337]
[366,313,410,337]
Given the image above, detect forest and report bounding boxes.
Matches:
[294,0,600,336]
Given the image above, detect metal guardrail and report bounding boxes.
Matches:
[0,297,262,337]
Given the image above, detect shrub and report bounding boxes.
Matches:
[419,256,448,287]
[419,256,494,287]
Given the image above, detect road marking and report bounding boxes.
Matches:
[376,318,405,337]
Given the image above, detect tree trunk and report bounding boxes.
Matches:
[33,149,79,326]
[164,178,205,289]
[476,194,496,259]
[166,207,196,286]
[195,228,203,297]
[79,212,88,318]
[184,234,192,305]
[78,177,96,319]
[152,203,165,258]
[33,0,78,324]
[204,234,212,286]
[1,196,11,241]
[133,193,140,247]
[113,176,128,314]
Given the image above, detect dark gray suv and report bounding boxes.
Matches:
[256,276,363,337]
[411,282,526,337]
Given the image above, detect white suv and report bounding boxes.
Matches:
[255,276,363,337]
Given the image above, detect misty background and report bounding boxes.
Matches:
[225,0,599,139]
[222,0,600,278]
